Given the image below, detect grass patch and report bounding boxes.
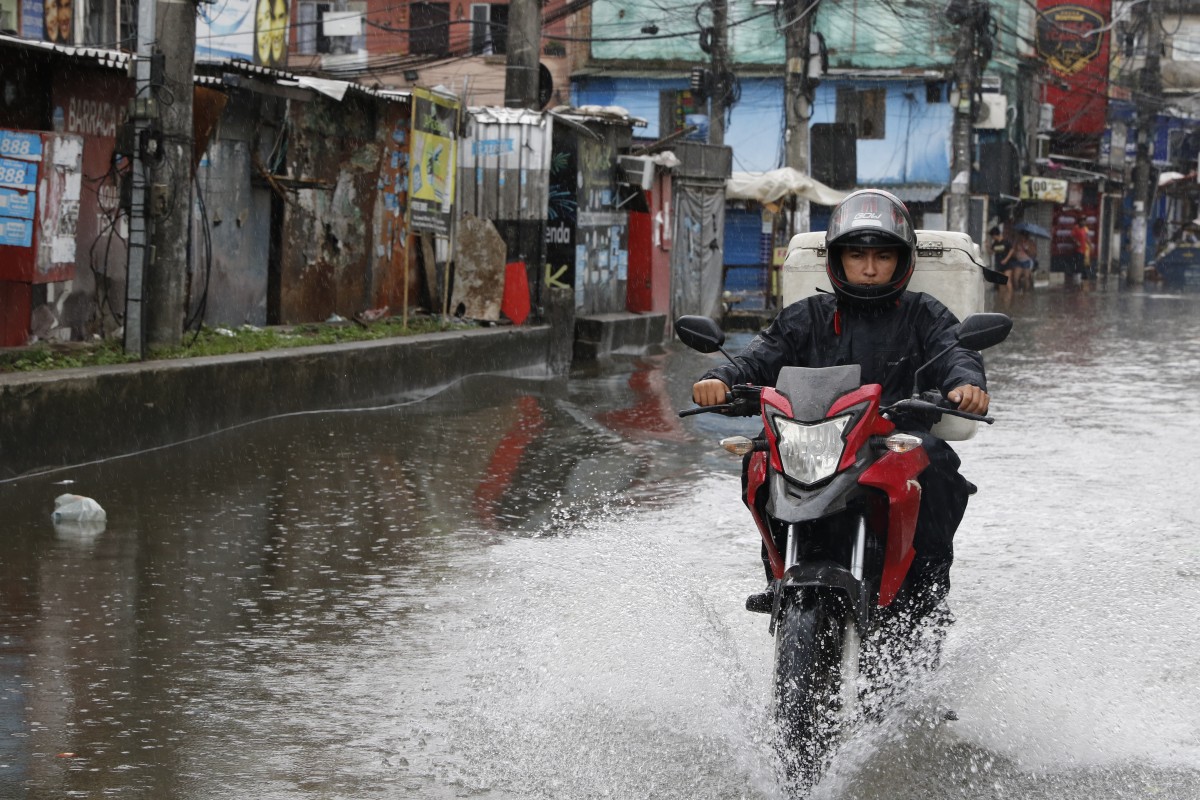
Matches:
[0,316,475,374]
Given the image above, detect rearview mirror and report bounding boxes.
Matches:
[956,313,1012,352]
[674,315,726,354]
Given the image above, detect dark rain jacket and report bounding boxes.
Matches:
[701,291,986,420]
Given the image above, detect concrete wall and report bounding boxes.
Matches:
[0,325,554,480]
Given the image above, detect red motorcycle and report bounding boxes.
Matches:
[676,312,1011,790]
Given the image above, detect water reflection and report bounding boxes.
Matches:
[0,357,712,798]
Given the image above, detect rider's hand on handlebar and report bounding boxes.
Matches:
[693,378,731,406]
[948,384,989,415]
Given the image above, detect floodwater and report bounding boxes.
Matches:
[2,286,1200,799]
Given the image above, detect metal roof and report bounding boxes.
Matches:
[863,184,947,204]
[196,58,407,102]
[0,37,406,104]
[0,32,130,70]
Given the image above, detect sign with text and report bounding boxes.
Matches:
[0,130,43,161]
[408,88,458,235]
[1020,175,1069,203]
[0,157,38,192]
[1036,2,1110,135]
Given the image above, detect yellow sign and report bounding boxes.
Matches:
[1020,175,1069,203]
[409,88,459,235]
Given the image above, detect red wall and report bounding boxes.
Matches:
[1037,1,1111,136]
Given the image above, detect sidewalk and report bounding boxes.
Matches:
[0,308,669,481]
[0,325,556,481]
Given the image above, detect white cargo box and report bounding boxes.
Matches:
[780,229,990,440]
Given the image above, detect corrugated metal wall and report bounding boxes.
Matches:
[458,108,552,311]
[191,92,281,327]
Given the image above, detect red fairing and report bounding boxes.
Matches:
[828,384,894,471]
[761,387,793,474]
[745,451,784,579]
[859,447,930,606]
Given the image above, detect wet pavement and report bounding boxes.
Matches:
[2,284,1199,799]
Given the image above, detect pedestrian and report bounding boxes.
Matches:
[1071,216,1094,281]
[691,189,989,620]
[1005,232,1035,292]
[989,226,1013,298]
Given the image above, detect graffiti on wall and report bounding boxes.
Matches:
[374,105,412,309]
[544,137,577,292]
[573,133,628,311]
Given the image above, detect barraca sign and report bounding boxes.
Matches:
[1020,175,1069,203]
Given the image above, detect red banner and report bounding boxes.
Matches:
[1037,1,1111,136]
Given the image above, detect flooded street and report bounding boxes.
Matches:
[3,286,1200,799]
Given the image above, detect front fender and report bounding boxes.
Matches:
[774,559,869,630]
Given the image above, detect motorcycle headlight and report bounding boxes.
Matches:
[773,414,852,485]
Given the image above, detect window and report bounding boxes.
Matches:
[470,2,507,55]
[1172,18,1200,61]
[297,1,365,55]
[409,2,449,56]
[0,0,17,34]
[84,0,117,46]
[836,87,886,140]
[298,2,331,54]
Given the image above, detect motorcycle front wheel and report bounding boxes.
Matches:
[773,587,848,791]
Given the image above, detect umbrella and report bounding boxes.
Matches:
[1012,221,1052,239]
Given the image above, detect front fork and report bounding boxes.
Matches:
[775,514,867,713]
[840,516,866,714]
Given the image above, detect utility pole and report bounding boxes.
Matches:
[123,0,156,357]
[709,0,729,146]
[783,0,814,236]
[947,0,981,234]
[1130,0,1162,286]
[142,0,197,349]
[505,0,542,107]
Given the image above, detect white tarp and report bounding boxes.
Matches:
[725,167,848,206]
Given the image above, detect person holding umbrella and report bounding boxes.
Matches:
[1010,221,1052,291]
[1003,230,1036,293]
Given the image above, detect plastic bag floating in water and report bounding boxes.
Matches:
[51,493,107,523]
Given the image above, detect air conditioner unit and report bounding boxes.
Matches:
[974,94,1007,129]
[322,10,363,37]
[617,155,654,190]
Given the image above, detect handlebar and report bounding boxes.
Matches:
[886,396,994,425]
[677,385,762,418]
[679,386,994,425]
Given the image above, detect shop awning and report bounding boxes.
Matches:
[866,184,947,204]
[725,168,847,206]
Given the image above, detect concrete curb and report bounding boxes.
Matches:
[0,325,554,480]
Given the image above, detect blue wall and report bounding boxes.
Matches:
[572,76,952,182]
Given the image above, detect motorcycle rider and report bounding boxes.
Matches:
[692,189,989,617]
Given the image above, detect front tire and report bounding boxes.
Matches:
[773,588,848,791]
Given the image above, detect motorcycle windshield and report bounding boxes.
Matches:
[774,365,863,422]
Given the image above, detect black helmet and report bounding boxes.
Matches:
[825,189,917,307]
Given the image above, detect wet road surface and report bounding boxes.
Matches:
[2,286,1199,798]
